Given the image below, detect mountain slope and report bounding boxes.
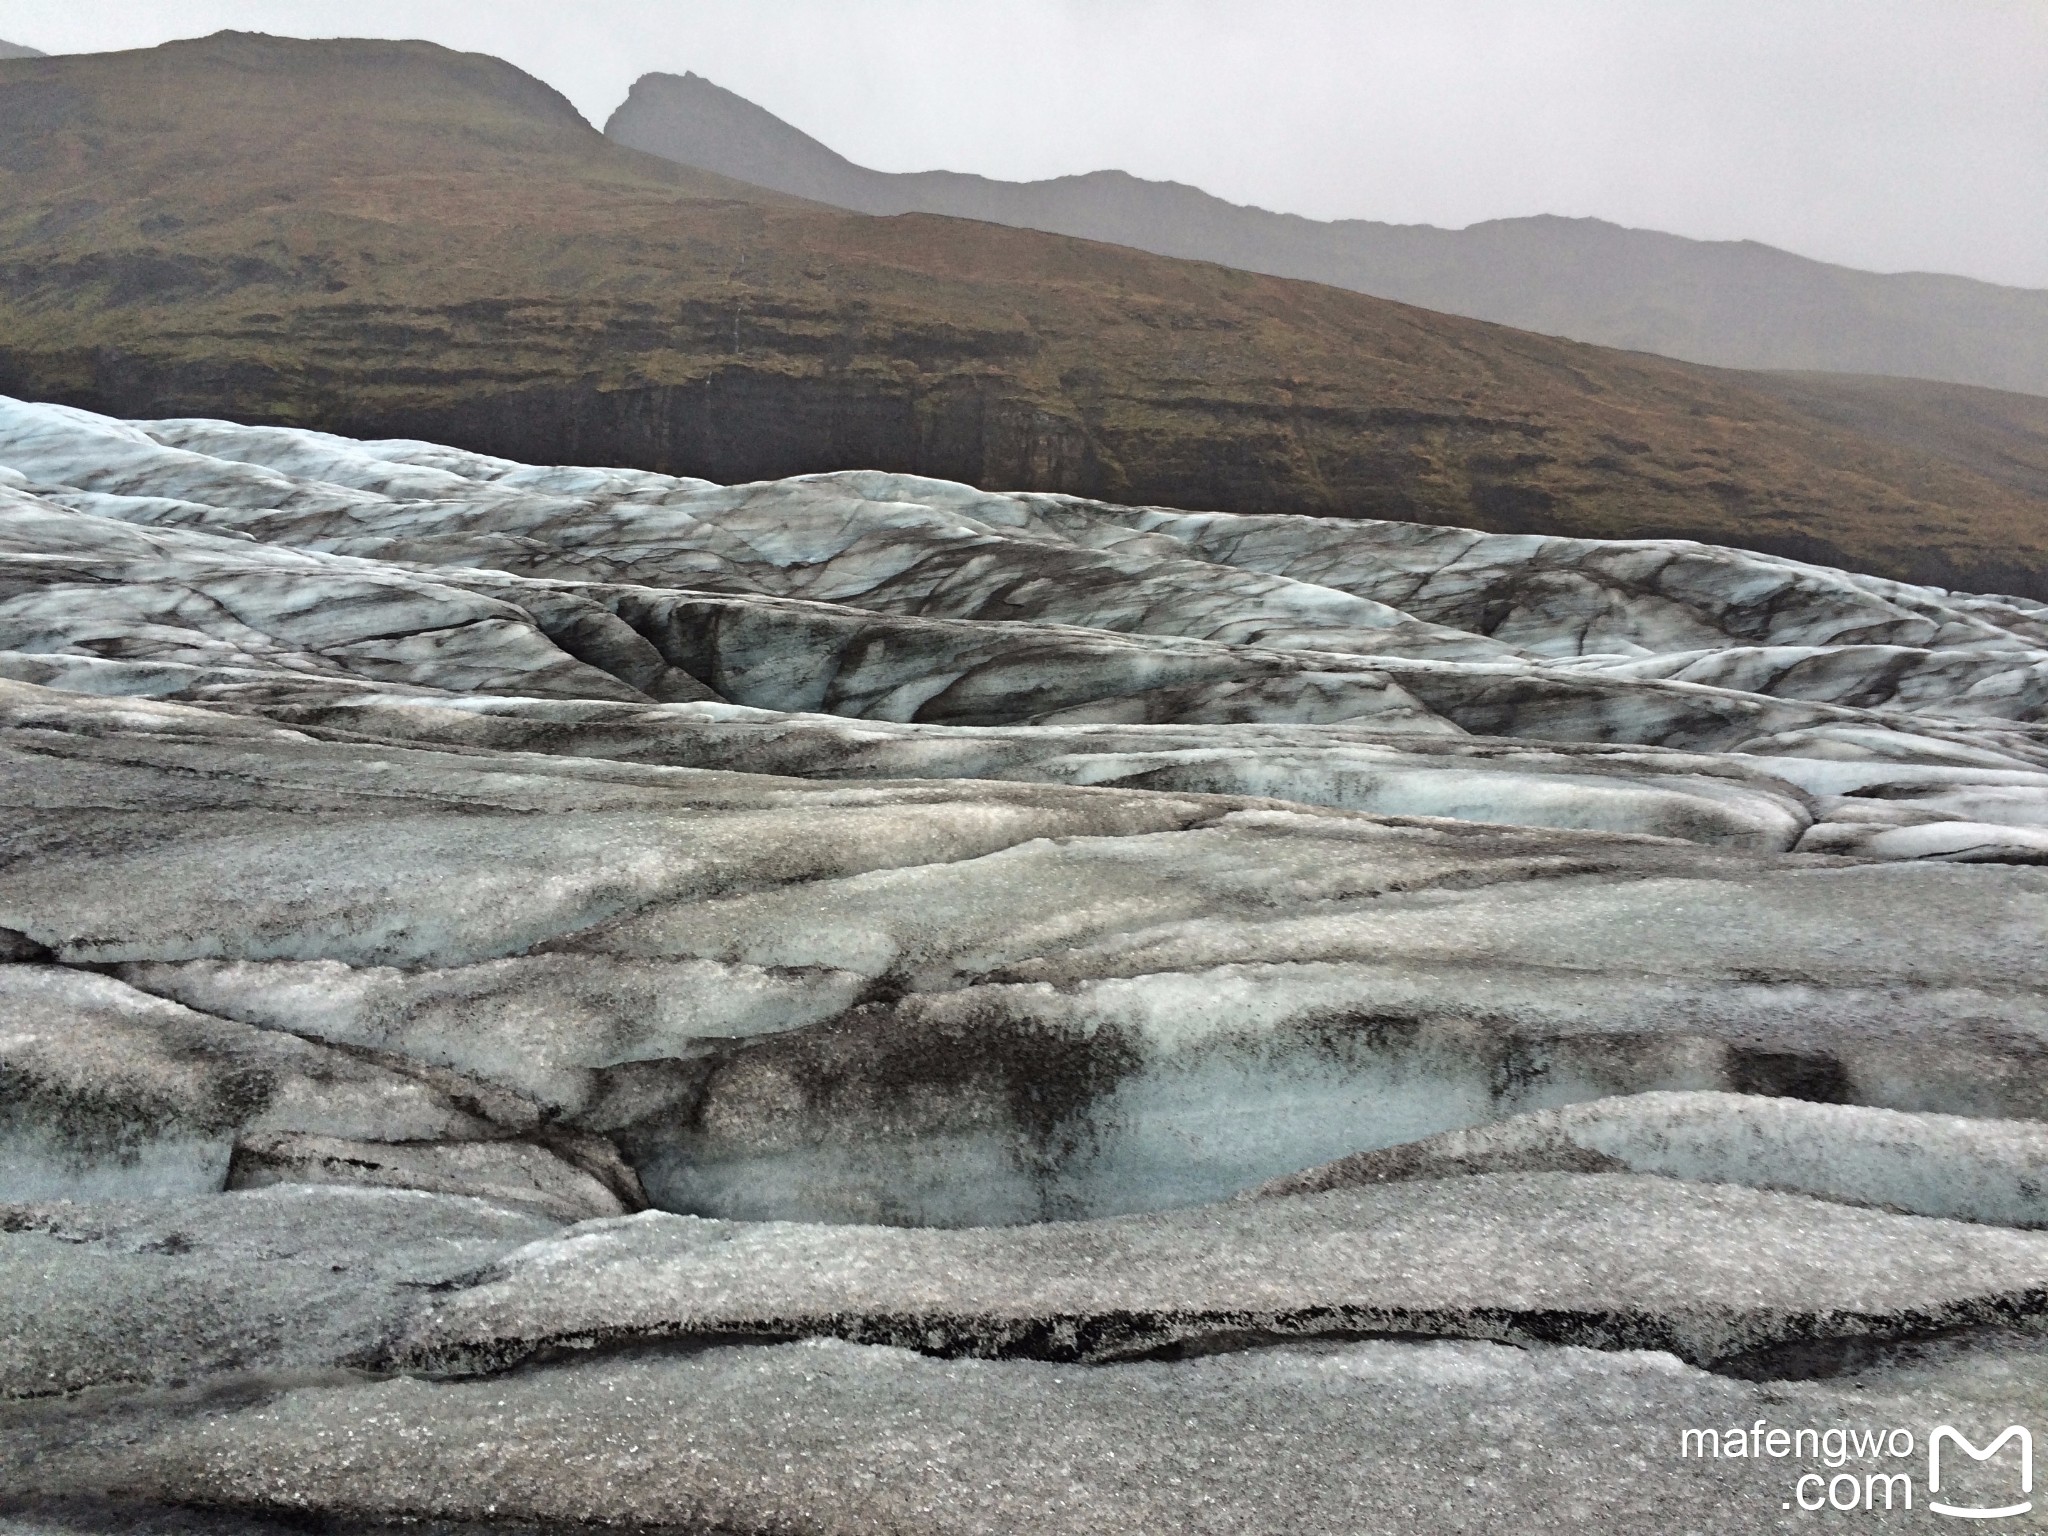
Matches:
[0,40,42,59]
[1737,372,2048,503]
[607,70,2048,398]
[3,34,2048,597]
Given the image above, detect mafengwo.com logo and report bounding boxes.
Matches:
[1930,1427,2033,1521]
[1680,1420,2032,1518]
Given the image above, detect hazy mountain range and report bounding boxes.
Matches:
[609,71,2048,399]
[3,33,2047,597]
[0,40,44,59]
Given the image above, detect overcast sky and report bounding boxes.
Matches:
[5,0,2044,288]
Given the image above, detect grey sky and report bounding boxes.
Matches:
[5,0,2044,288]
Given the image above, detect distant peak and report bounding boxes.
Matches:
[628,70,745,98]
[607,66,864,199]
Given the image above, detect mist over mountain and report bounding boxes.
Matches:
[0,40,45,59]
[608,71,2048,400]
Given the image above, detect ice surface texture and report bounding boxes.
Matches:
[391,1172,2048,1373]
[0,1186,555,1396]
[4,399,2047,1532]
[1256,1091,2048,1227]
[13,1337,2046,1535]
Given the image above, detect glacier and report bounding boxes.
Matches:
[2,395,2045,1533]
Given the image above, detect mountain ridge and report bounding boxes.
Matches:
[607,70,2048,398]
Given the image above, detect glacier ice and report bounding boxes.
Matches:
[1256,1091,2048,1228]
[0,1186,557,1396]
[3,397,2047,1531]
[390,1172,2048,1373]
[15,1336,2037,1536]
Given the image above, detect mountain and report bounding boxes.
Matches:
[4,34,2048,599]
[608,70,2048,399]
[0,40,44,58]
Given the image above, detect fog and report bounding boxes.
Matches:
[6,0,2044,288]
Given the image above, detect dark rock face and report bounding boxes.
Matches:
[19,355,2041,598]
[3,399,2046,1531]
[44,366,1106,503]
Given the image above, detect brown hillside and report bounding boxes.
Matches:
[1736,371,2048,504]
[2,33,2046,596]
